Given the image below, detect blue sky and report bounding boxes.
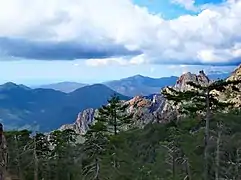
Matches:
[133,0,224,18]
[0,0,240,85]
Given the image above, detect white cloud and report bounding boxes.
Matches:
[0,0,241,66]
[85,58,129,67]
[85,54,147,67]
[171,0,196,10]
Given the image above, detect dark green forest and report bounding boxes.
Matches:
[3,111,241,180]
[2,79,241,180]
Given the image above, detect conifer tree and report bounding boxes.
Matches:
[82,94,133,179]
[95,94,133,135]
[82,121,108,180]
[162,77,241,180]
[48,129,77,180]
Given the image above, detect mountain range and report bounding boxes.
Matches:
[0,71,233,131]
[0,83,129,131]
[60,66,241,135]
[34,82,88,93]
[33,72,231,96]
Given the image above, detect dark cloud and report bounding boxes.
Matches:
[0,37,142,60]
[152,58,241,66]
[180,60,241,66]
[189,59,241,66]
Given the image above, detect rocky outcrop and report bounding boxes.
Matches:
[59,108,96,134]
[224,65,241,107]
[174,70,211,91]
[59,66,241,134]
[227,64,241,86]
[157,71,212,122]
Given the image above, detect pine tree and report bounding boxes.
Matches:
[34,133,51,180]
[162,77,241,180]
[48,129,77,180]
[82,94,133,179]
[82,121,108,180]
[95,94,133,135]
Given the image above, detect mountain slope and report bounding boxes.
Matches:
[104,75,178,97]
[34,82,88,93]
[0,83,129,131]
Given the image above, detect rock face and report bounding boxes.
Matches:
[225,64,241,107]
[158,70,211,122]
[60,108,96,134]
[59,66,241,134]
[174,70,211,91]
[227,64,241,86]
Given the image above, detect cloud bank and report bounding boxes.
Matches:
[0,37,141,60]
[0,0,241,66]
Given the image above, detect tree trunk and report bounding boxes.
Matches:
[204,90,211,180]
[0,134,8,180]
[34,136,38,180]
[172,151,176,180]
[215,123,221,180]
[14,135,23,180]
[114,110,117,135]
[94,158,100,180]
[235,149,240,180]
[186,157,192,180]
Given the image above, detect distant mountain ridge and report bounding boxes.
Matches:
[33,81,88,93]
[103,75,179,96]
[0,82,129,131]
[33,73,231,96]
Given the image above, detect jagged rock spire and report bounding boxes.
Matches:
[174,70,210,91]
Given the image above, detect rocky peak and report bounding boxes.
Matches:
[227,64,241,81]
[128,96,151,108]
[225,64,241,107]
[59,108,96,134]
[174,70,210,91]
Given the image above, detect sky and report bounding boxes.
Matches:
[0,0,240,85]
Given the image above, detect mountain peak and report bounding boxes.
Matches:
[0,82,31,91]
[133,74,145,78]
[227,64,241,81]
[125,74,147,80]
[175,71,210,91]
[0,82,18,89]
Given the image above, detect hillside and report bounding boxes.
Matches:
[0,83,129,131]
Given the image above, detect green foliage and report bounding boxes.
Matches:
[162,78,241,180]
[2,111,241,180]
[162,79,241,114]
[95,94,133,135]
